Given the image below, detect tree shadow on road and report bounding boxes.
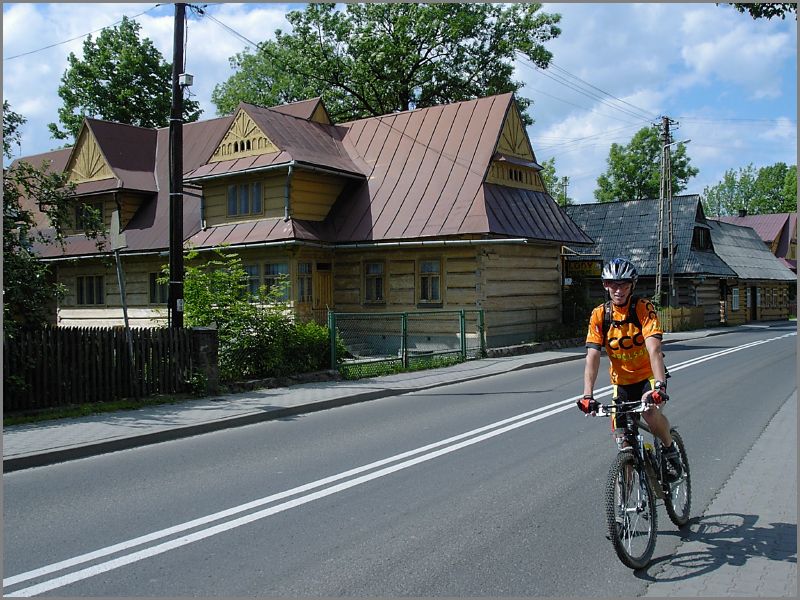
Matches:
[636,512,797,582]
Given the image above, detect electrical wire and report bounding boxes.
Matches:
[3,4,164,61]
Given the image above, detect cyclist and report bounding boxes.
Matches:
[577,257,682,480]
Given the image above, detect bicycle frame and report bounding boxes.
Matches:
[598,400,666,500]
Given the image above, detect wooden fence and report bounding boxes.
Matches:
[657,306,706,333]
[3,326,214,413]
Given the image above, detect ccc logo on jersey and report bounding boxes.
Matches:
[607,331,645,351]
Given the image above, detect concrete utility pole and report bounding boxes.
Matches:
[168,3,186,328]
[655,116,678,308]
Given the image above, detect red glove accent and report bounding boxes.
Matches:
[577,396,600,414]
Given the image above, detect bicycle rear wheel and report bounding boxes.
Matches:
[664,429,692,527]
[605,451,657,569]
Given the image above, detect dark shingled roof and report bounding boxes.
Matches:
[707,220,796,281]
[565,196,735,277]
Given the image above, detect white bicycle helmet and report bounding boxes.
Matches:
[601,258,638,285]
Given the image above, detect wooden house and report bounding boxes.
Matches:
[718,212,797,274]
[565,196,735,326]
[564,196,795,326]
[17,94,592,347]
[706,219,796,324]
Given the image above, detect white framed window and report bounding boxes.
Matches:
[297,262,312,303]
[227,182,263,217]
[74,200,104,230]
[244,264,261,297]
[418,259,442,304]
[264,262,289,301]
[77,275,105,305]
[149,273,168,304]
[731,287,740,311]
[364,261,385,303]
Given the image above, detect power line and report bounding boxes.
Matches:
[516,52,659,124]
[3,4,164,61]
[549,60,660,121]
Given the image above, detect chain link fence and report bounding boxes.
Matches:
[329,310,485,379]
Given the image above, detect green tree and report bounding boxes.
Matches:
[3,104,106,336]
[721,3,797,20]
[701,164,757,216]
[212,3,561,124]
[48,16,202,141]
[753,162,797,213]
[702,162,797,216]
[594,126,697,202]
[539,157,572,206]
[3,100,26,160]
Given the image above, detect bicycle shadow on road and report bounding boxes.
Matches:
[636,512,797,581]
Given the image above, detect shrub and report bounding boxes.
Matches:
[165,247,334,382]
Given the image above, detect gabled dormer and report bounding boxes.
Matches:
[65,119,157,234]
[208,109,279,163]
[485,97,547,192]
[66,122,115,184]
[187,101,365,228]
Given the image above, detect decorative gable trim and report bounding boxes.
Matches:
[494,100,534,161]
[66,126,114,184]
[209,110,279,163]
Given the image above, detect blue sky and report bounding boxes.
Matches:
[3,2,796,204]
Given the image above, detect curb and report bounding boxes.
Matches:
[2,353,584,473]
[3,323,764,472]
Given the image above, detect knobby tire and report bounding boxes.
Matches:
[663,429,692,527]
[605,450,657,570]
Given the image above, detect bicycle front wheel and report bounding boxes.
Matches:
[605,451,657,569]
[664,429,692,527]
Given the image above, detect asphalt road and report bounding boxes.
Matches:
[3,324,796,597]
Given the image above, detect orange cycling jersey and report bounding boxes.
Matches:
[585,297,663,385]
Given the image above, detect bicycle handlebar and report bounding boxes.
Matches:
[596,398,653,417]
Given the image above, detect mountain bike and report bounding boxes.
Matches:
[596,398,691,569]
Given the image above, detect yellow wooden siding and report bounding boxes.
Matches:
[480,244,563,345]
[289,171,346,221]
[203,174,285,226]
[56,257,170,327]
[484,161,546,192]
[67,128,114,184]
[208,110,278,163]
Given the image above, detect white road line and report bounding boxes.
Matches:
[4,331,794,597]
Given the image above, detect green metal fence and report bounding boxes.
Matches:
[328,309,485,378]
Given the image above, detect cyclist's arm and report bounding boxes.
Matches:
[583,347,601,397]
[644,336,667,384]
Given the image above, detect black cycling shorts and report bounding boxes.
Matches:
[612,378,656,404]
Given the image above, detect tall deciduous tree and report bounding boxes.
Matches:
[48,16,201,141]
[212,3,561,124]
[594,126,697,202]
[702,162,797,216]
[4,103,105,335]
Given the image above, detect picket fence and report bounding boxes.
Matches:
[4,326,195,413]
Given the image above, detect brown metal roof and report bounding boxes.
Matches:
[185,103,364,181]
[28,93,592,259]
[84,119,158,192]
[268,97,327,121]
